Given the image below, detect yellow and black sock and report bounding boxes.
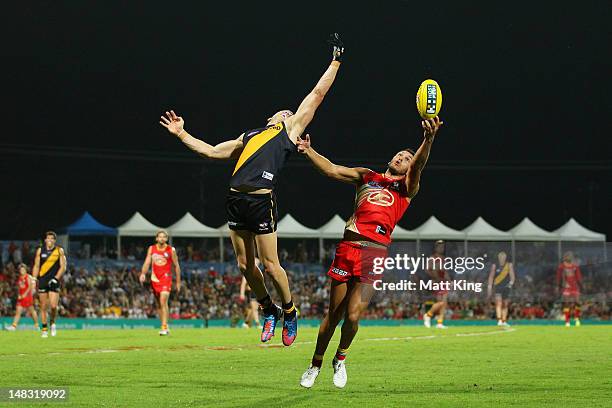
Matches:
[282,301,296,318]
[335,347,348,362]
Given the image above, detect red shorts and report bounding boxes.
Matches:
[327,241,388,284]
[18,297,33,308]
[151,279,172,296]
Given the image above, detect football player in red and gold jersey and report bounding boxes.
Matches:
[140,230,181,335]
[298,117,442,389]
[6,264,39,331]
[556,251,582,327]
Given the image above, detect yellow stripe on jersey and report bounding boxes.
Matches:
[39,248,60,277]
[232,123,284,175]
[494,263,510,286]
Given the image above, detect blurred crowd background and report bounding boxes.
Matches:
[1,239,609,322]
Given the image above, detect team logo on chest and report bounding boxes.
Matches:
[366,187,395,207]
[152,252,169,266]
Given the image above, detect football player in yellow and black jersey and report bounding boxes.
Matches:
[160,33,345,346]
[487,251,515,327]
[32,231,67,338]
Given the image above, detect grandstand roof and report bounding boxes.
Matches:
[509,217,559,241]
[117,212,162,237]
[414,216,465,240]
[276,214,319,238]
[167,212,219,238]
[462,217,512,241]
[554,218,606,241]
[317,215,346,239]
[59,211,117,236]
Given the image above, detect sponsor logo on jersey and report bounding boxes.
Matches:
[367,190,394,207]
[262,171,274,181]
[152,253,168,266]
[228,221,238,226]
[331,267,348,277]
[375,225,387,235]
[258,222,269,230]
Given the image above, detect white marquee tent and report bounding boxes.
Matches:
[116,212,162,259]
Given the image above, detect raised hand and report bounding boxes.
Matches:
[328,33,344,62]
[297,133,311,153]
[160,110,185,137]
[422,116,443,141]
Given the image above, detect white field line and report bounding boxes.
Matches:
[5,328,516,357]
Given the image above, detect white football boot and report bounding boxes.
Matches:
[5,325,16,331]
[332,358,347,388]
[436,323,448,329]
[423,314,432,328]
[300,365,320,388]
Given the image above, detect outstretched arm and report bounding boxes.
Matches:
[160,110,244,160]
[297,134,370,184]
[405,117,443,198]
[286,33,344,143]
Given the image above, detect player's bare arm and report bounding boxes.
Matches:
[160,110,244,160]
[487,264,496,297]
[32,248,41,279]
[139,247,153,284]
[172,248,181,292]
[56,248,67,280]
[509,263,516,286]
[285,33,344,143]
[297,134,370,184]
[405,117,443,198]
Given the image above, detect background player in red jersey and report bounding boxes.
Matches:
[139,230,181,335]
[423,240,450,329]
[556,251,582,327]
[6,264,39,331]
[298,117,442,389]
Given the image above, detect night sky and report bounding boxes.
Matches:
[2,1,610,239]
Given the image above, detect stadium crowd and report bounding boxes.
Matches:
[1,253,609,322]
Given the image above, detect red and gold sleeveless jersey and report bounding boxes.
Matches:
[345,170,411,245]
[150,245,174,282]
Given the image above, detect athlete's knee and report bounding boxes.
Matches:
[261,259,282,276]
[236,256,255,275]
[345,309,361,326]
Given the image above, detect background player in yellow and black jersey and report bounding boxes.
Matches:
[32,231,67,338]
[487,251,515,327]
[160,34,345,346]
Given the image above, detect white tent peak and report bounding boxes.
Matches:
[462,217,511,240]
[509,217,558,241]
[317,214,346,239]
[117,212,161,236]
[167,212,218,237]
[554,218,606,241]
[415,216,465,239]
[391,224,418,239]
[277,214,319,238]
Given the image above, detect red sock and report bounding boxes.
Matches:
[563,308,570,323]
[574,307,581,319]
[335,347,348,361]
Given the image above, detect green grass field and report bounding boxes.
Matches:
[1,325,611,407]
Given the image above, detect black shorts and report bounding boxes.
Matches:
[494,285,512,299]
[37,274,60,293]
[226,190,278,234]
